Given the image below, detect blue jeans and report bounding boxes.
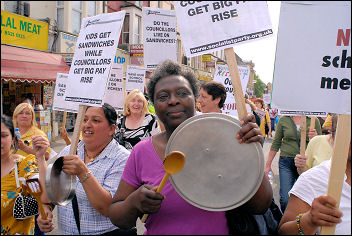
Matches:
[271,118,275,131]
[279,156,299,213]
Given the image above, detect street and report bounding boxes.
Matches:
[47,134,280,235]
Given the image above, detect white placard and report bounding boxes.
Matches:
[174,1,273,57]
[65,11,125,107]
[213,64,251,116]
[272,1,350,115]
[52,73,79,113]
[263,94,271,105]
[103,63,124,111]
[126,65,146,93]
[143,7,177,69]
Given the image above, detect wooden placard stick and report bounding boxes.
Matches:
[62,111,67,129]
[68,105,87,155]
[224,48,247,120]
[300,116,307,155]
[320,114,351,235]
[309,116,316,130]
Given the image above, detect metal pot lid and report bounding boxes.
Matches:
[45,156,76,206]
[166,113,264,211]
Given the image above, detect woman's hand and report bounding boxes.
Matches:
[237,113,264,145]
[37,205,54,233]
[59,127,68,139]
[130,185,164,215]
[32,135,50,160]
[16,138,28,151]
[62,155,88,178]
[294,154,307,169]
[306,195,343,227]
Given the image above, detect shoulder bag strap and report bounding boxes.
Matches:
[289,117,300,149]
[121,115,126,129]
[14,162,21,189]
[72,194,81,234]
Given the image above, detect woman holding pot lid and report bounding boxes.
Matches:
[37,103,136,235]
[1,115,51,235]
[108,60,272,234]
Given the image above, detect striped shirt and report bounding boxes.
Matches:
[56,139,130,235]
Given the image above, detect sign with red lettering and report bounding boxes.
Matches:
[272,2,350,115]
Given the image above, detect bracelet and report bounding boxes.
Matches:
[296,213,304,235]
[80,171,91,184]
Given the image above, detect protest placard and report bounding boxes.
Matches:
[52,73,79,113]
[270,2,351,234]
[103,63,124,111]
[64,11,125,107]
[143,7,177,69]
[213,64,250,116]
[263,94,271,105]
[174,2,273,58]
[126,65,146,93]
[271,2,350,115]
[174,2,272,120]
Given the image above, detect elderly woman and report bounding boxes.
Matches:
[115,89,160,151]
[1,115,51,235]
[37,103,135,235]
[12,103,51,161]
[108,60,272,234]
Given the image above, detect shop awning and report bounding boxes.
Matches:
[1,44,70,83]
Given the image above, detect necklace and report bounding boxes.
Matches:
[84,147,103,163]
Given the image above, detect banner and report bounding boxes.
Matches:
[174,2,272,57]
[143,7,177,69]
[271,2,350,115]
[126,65,146,93]
[52,73,79,113]
[103,63,124,111]
[65,11,125,107]
[213,64,250,116]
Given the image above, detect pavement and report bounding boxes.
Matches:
[46,132,280,235]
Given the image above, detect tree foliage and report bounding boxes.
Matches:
[254,73,266,98]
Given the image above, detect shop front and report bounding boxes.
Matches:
[1,44,70,140]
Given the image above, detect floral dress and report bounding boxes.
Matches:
[1,154,39,235]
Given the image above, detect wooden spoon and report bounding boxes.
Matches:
[141,151,186,223]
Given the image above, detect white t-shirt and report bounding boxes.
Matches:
[289,159,351,235]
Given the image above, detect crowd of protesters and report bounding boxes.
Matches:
[1,60,350,235]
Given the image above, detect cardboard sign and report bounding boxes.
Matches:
[52,73,79,113]
[263,94,271,105]
[103,63,124,111]
[174,2,273,57]
[213,64,250,116]
[271,2,351,115]
[126,65,146,93]
[143,7,177,69]
[65,11,125,106]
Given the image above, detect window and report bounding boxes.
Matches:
[56,1,64,31]
[4,1,18,13]
[177,39,181,62]
[122,14,130,44]
[72,1,82,35]
[87,1,96,17]
[134,15,142,44]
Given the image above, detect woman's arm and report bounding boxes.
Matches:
[242,173,273,214]
[278,194,342,235]
[62,155,113,217]
[109,180,164,229]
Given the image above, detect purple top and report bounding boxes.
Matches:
[122,137,229,235]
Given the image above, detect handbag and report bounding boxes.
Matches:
[13,162,38,220]
[226,199,283,235]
